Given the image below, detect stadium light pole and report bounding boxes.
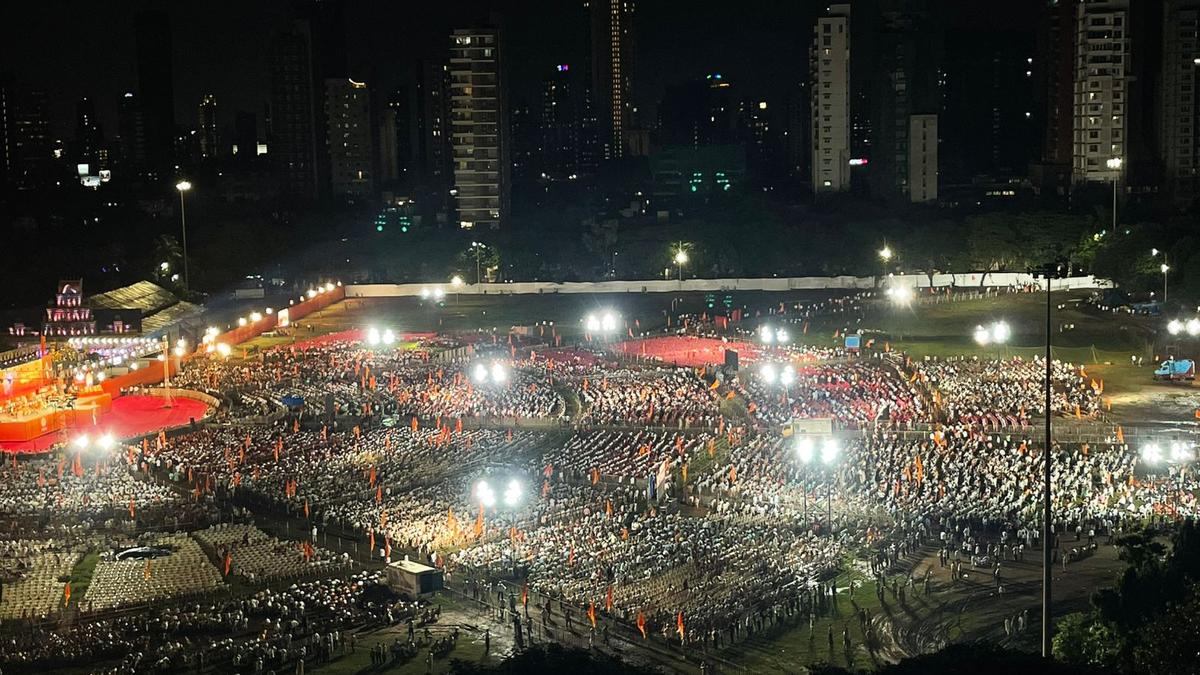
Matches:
[1041,266,1054,659]
[175,181,192,290]
[1105,157,1121,233]
[451,275,464,305]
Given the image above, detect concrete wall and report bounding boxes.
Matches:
[346,274,1109,298]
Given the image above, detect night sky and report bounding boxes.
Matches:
[4,1,1036,140]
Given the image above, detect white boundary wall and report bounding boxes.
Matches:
[346,274,1109,297]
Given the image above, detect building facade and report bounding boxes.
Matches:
[134,10,175,180]
[268,26,320,199]
[1160,0,1200,206]
[198,94,219,159]
[588,0,635,160]
[324,78,373,197]
[449,28,508,229]
[908,113,938,202]
[0,77,53,191]
[1072,0,1130,184]
[810,3,852,193]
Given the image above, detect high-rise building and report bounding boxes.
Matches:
[0,76,53,191]
[115,91,148,178]
[784,80,810,182]
[381,86,411,185]
[939,30,1037,183]
[541,64,584,180]
[510,103,538,182]
[198,94,219,159]
[268,25,320,199]
[1159,0,1200,206]
[449,27,508,229]
[134,10,175,179]
[379,106,399,183]
[234,111,257,160]
[867,1,943,200]
[657,75,737,148]
[324,78,373,196]
[1032,0,1077,195]
[588,0,635,160]
[418,60,453,190]
[1072,0,1130,184]
[73,96,106,169]
[810,3,852,193]
[908,114,938,201]
[737,98,781,182]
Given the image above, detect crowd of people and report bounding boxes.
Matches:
[0,321,1191,672]
[912,355,1102,427]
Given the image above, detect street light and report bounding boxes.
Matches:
[759,325,789,345]
[475,480,497,508]
[886,285,914,306]
[451,275,464,305]
[175,181,192,290]
[673,245,689,283]
[879,245,893,262]
[1168,319,1184,335]
[471,361,508,384]
[1170,441,1193,464]
[780,364,796,386]
[470,241,486,284]
[1105,157,1122,233]
[585,311,619,336]
[797,437,840,525]
[759,363,778,384]
[503,479,523,507]
[973,321,1011,348]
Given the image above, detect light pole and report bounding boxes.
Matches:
[475,478,523,578]
[1105,157,1121,233]
[796,437,839,528]
[673,246,689,285]
[175,181,192,290]
[470,241,485,285]
[1041,266,1054,659]
[451,275,464,305]
[1152,249,1169,306]
[878,244,893,286]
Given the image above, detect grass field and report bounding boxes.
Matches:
[68,550,101,605]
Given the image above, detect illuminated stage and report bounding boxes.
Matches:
[0,395,209,455]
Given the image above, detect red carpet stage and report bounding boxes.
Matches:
[616,337,762,368]
[0,395,209,455]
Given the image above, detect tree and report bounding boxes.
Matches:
[456,242,501,283]
[1133,589,1200,674]
[1053,612,1120,668]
